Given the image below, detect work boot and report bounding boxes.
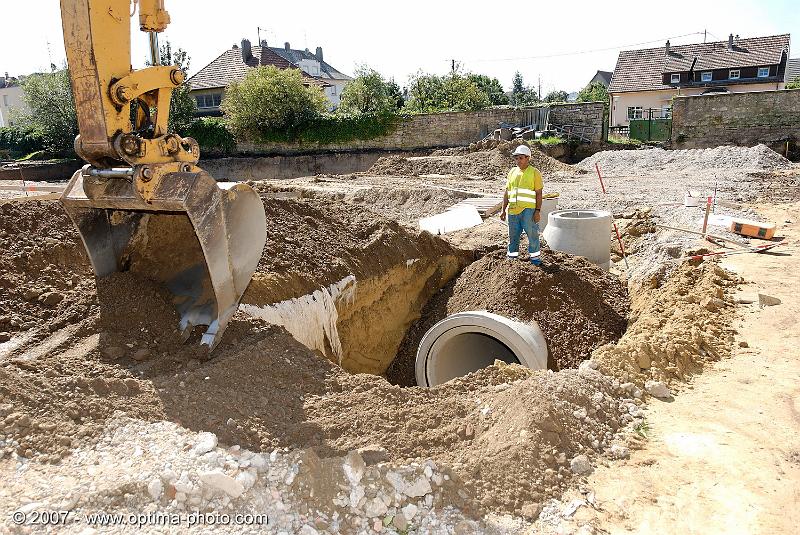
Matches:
[506,252,520,260]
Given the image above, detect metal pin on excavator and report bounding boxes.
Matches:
[59,0,267,349]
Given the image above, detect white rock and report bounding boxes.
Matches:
[235,469,258,491]
[570,454,592,475]
[608,444,630,459]
[645,380,671,399]
[250,454,267,472]
[402,503,419,521]
[147,478,163,500]
[364,497,388,518]
[192,432,218,455]
[343,451,366,485]
[199,470,244,498]
[349,485,365,510]
[298,526,319,535]
[404,475,432,497]
[386,471,406,494]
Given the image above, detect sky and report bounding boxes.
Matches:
[2,1,798,94]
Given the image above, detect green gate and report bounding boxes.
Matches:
[629,108,672,142]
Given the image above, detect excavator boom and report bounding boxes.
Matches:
[59,0,266,349]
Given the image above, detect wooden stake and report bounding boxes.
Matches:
[702,196,712,235]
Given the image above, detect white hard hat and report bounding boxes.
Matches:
[512,144,531,157]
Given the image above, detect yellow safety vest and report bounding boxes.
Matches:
[506,166,543,215]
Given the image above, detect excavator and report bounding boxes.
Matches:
[59,0,267,349]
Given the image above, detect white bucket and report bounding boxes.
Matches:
[684,191,701,207]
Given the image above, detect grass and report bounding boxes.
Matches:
[608,134,642,145]
[536,136,565,146]
[633,419,651,438]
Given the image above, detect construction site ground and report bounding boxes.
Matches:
[1,144,799,534]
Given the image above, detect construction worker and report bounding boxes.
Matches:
[500,144,543,265]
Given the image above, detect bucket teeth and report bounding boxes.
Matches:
[60,168,266,351]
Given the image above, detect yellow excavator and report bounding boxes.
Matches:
[59,0,266,349]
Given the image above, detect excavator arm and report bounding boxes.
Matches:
[59,0,267,349]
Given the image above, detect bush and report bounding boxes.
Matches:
[0,126,46,159]
[186,117,235,155]
[221,66,328,141]
[16,70,78,156]
[404,72,490,113]
[544,90,570,103]
[577,81,608,103]
[338,67,399,115]
[788,78,800,90]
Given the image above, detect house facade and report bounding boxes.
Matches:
[0,76,26,128]
[608,34,790,128]
[187,39,350,115]
[788,57,800,83]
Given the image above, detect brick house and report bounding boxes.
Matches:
[608,33,791,129]
[187,39,350,115]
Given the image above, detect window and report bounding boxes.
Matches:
[670,73,680,83]
[195,93,222,109]
[627,106,643,120]
[701,71,712,82]
[729,70,740,80]
[758,67,770,78]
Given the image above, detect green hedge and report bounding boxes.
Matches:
[0,126,46,159]
[258,112,404,144]
[186,117,236,155]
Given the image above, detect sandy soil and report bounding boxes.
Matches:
[535,202,800,534]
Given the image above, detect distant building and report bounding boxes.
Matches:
[587,70,613,88]
[187,39,351,115]
[788,57,800,83]
[608,33,790,128]
[0,75,27,128]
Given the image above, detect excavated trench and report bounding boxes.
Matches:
[0,194,637,517]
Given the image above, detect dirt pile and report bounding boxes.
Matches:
[368,145,573,179]
[592,261,737,386]
[577,144,791,176]
[448,250,629,370]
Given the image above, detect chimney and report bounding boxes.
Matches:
[232,44,238,49]
[284,42,291,51]
[260,39,268,48]
[241,39,252,62]
[728,34,734,51]
[315,46,323,62]
[665,40,670,56]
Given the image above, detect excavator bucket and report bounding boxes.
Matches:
[60,168,267,350]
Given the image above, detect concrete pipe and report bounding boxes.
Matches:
[542,209,612,271]
[415,311,548,388]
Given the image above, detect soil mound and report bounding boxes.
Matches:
[448,250,629,370]
[368,146,573,179]
[577,144,791,176]
[593,262,736,385]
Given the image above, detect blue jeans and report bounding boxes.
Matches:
[507,208,540,260]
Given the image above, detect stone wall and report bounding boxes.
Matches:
[236,103,607,155]
[671,89,800,149]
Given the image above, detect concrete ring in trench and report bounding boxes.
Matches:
[415,311,548,387]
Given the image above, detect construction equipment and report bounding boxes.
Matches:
[59,0,266,349]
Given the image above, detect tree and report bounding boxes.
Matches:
[404,72,490,113]
[148,40,197,134]
[338,67,397,115]
[577,81,609,103]
[16,70,77,156]
[468,74,509,105]
[220,66,327,140]
[544,90,570,103]
[512,72,525,95]
[510,72,539,106]
[386,79,405,110]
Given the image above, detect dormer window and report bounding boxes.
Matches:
[758,67,770,78]
[729,69,740,80]
[670,73,680,83]
[701,72,712,82]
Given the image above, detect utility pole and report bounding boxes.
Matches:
[451,59,456,73]
[538,75,542,101]
[704,29,707,43]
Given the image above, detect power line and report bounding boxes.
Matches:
[464,31,707,63]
